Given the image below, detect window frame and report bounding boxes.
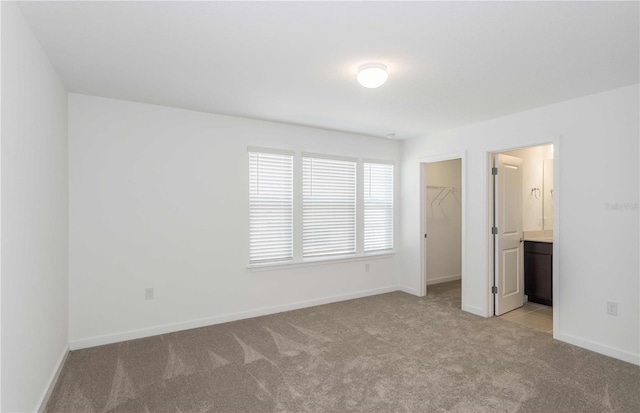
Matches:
[363,159,395,253]
[247,147,295,265]
[301,152,358,260]
[247,147,395,269]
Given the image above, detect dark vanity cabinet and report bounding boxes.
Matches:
[524,241,552,306]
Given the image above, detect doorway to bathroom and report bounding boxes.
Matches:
[490,144,554,333]
[421,155,464,308]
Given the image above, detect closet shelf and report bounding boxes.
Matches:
[427,185,460,190]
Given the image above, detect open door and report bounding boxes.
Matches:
[494,154,524,315]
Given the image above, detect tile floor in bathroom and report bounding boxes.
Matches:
[499,301,553,334]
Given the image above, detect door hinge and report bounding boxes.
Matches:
[491,227,498,235]
[491,167,498,175]
[491,286,498,294]
[424,233,427,238]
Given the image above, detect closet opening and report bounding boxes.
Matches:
[420,156,464,308]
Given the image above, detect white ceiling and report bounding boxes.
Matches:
[17,1,639,139]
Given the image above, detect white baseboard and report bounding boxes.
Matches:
[463,304,486,317]
[426,274,461,285]
[70,285,398,350]
[37,344,69,413]
[555,332,640,366]
[396,285,420,296]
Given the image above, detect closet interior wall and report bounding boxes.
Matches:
[426,159,462,285]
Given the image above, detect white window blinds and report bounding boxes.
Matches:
[302,154,357,258]
[248,149,293,264]
[364,162,394,252]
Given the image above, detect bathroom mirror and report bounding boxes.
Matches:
[543,159,553,230]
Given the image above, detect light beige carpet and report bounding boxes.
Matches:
[46,281,640,412]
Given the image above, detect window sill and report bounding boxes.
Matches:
[248,251,395,272]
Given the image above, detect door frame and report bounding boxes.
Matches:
[485,137,560,337]
[419,151,466,306]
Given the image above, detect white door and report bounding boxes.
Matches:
[494,154,524,315]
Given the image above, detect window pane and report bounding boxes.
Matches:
[303,156,356,258]
[364,162,393,252]
[249,151,293,264]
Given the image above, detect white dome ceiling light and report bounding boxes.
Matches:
[357,63,388,88]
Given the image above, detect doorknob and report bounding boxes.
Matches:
[520,237,524,243]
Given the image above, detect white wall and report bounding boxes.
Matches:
[1,5,3,409]
[399,85,639,364]
[68,94,400,348]
[1,5,4,409]
[1,3,69,412]
[426,159,461,284]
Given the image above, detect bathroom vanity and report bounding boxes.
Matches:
[524,239,553,306]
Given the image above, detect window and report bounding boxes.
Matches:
[247,147,394,267]
[302,154,357,258]
[364,161,394,252]
[248,148,294,264]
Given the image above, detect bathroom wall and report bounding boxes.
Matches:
[503,145,553,232]
[543,157,554,230]
[426,159,462,284]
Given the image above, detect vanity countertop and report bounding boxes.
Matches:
[525,237,553,243]
[523,231,553,244]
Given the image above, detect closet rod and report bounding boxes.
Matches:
[428,186,460,207]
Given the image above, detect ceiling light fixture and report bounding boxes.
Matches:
[357,63,388,88]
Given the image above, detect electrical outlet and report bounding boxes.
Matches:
[606,301,618,316]
[145,288,154,300]
[365,263,370,272]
